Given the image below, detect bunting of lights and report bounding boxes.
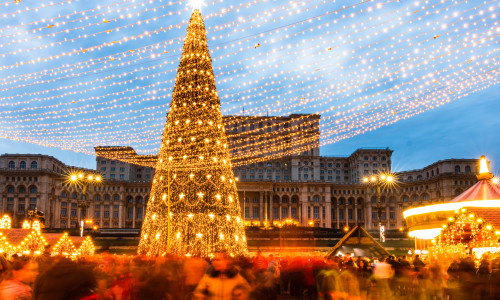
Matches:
[429,208,500,260]
[51,233,77,258]
[138,9,247,257]
[0,215,11,229]
[77,236,96,257]
[16,230,48,256]
[1,1,500,165]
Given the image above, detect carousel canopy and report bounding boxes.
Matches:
[450,179,500,203]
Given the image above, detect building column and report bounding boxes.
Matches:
[345,207,348,226]
[118,203,124,228]
[336,207,340,229]
[325,203,332,228]
[368,204,373,229]
[300,192,308,226]
[100,204,104,228]
[354,204,358,226]
[132,206,136,228]
[259,191,264,226]
[396,204,403,228]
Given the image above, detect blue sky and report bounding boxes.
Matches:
[0,0,499,172]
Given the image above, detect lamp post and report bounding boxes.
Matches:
[362,173,397,242]
[67,171,102,237]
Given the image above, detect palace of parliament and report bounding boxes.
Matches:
[0,114,478,231]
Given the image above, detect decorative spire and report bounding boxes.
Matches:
[477,155,494,181]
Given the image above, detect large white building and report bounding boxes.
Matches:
[0,115,479,230]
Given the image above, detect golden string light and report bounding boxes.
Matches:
[138,9,247,256]
[0,0,499,167]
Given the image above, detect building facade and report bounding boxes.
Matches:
[0,115,480,230]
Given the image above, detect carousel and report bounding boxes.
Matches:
[403,156,500,259]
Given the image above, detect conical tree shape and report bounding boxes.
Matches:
[138,10,247,257]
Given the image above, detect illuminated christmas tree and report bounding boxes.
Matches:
[138,9,247,257]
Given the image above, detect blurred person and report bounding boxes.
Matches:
[231,284,250,300]
[265,254,280,293]
[355,259,371,298]
[426,259,445,300]
[412,254,425,272]
[0,257,38,300]
[476,254,491,300]
[338,262,360,300]
[184,257,209,295]
[490,257,500,300]
[372,257,394,300]
[0,254,9,281]
[395,256,411,297]
[108,258,133,300]
[193,253,249,300]
[316,259,341,300]
[446,259,461,300]
[248,286,277,300]
[458,256,476,300]
[33,258,96,300]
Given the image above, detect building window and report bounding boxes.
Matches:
[313,207,320,219]
[273,208,278,219]
[71,209,77,217]
[281,207,288,219]
[357,209,362,220]
[245,208,250,219]
[455,166,461,174]
[8,161,15,169]
[253,207,259,219]
[390,212,395,219]
[30,161,37,169]
[128,208,133,219]
[94,211,100,218]
[137,208,143,219]
[465,166,471,173]
[372,212,377,220]
[30,186,37,194]
[291,207,297,219]
[19,161,26,169]
[61,208,67,216]
[104,211,110,218]
[348,209,353,220]
[7,186,14,193]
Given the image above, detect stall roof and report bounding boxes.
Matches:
[325,226,391,258]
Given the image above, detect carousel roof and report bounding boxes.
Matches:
[467,207,500,229]
[450,179,500,203]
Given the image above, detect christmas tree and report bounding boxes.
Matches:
[138,9,248,257]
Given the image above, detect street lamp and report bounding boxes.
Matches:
[362,172,398,242]
[65,169,102,236]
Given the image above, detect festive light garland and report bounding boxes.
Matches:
[0,0,499,166]
[430,208,500,260]
[138,9,247,257]
[0,215,11,229]
[51,232,77,257]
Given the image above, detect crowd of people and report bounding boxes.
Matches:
[0,248,499,300]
